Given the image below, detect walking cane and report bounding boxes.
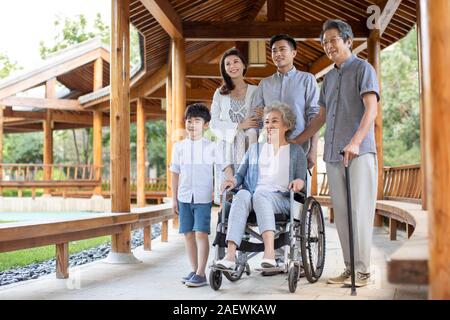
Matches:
[340,151,357,296]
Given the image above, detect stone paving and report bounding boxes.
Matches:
[0,208,428,300]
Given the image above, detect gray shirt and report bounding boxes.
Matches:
[319,55,380,163]
[252,67,320,146]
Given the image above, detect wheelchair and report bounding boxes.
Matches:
[209,187,326,293]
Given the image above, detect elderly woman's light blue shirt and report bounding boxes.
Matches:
[234,143,307,194]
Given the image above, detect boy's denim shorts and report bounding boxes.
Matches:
[178,201,212,234]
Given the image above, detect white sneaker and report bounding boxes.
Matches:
[260,258,277,268]
[215,258,235,270]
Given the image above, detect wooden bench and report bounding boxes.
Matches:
[314,195,429,285]
[0,203,175,279]
[382,201,428,285]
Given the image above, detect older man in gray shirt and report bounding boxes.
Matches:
[251,34,320,168]
[295,20,379,287]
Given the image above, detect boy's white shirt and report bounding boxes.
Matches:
[170,137,226,204]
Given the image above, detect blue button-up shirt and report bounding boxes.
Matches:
[252,67,320,148]
[319,55,380,163]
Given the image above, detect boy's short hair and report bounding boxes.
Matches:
[184,103,211,123]
[269,34,297,51]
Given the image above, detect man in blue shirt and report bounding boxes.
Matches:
[252,34,320,169]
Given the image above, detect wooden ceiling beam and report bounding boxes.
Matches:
[149,87,215,102]
[3,107,111,125]
[0,97,84,111]
[0,49,104,100]
[3,107,46,120]
[247,0,267,21]
[183,21,369,41]
[130,64,167,100]
[267,0,285,21]
[140,0,183,39]
[3,123,43,132]
[198,42,235,63]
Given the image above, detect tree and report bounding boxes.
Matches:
[381,27,420,166]
[0,52,22,79]
[39,13,141,67]
[130,120,166,178]
[3,133,43,164]
[37,13,142,167]
[39,14,110,59]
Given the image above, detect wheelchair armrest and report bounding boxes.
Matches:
[220,187,240,212]
[291,190,307,204]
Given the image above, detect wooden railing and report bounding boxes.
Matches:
[0,163,101,197]
[101,177,167,192]
[316,164,421,202]
[0,203,175,279]
[383,164,421,202]
[0,163,101,182]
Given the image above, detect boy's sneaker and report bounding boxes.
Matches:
[185,274,207,287]
[327,269,351,284]
[181,271,196,284]
[343,272,371,287]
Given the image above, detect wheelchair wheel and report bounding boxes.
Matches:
[300,197,326,283]
[223,262,248,282]
[209,270,222,291]
[288,265,299,293]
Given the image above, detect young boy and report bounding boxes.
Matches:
[170,103,231,287]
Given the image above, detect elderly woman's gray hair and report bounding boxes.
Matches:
[264,101,297,137]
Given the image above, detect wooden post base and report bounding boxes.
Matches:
[329,208,334,224]
[144,225,152,251]
[389,218,397,241]
[56,243,69,279]
[374,211,383,227]
[161,220,168,242]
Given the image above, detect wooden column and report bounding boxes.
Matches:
[166,73,180,229]
[44,79,55,195]
[0,104,3,196]
[136,97,146,207]
[93,58,103,195]
[416,1,427,210]
[166,73,173,198]
[171,38,186,142]
[367,29,384,200]
[419,0,450,300]
[110,0,132,254]
[171,38,186,232]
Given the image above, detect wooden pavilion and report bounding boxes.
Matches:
[0,0,448,299]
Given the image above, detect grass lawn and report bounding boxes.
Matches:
[0,236,111,272]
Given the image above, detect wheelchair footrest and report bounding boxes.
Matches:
[254,266,285,274]
[213,231,290,252]
[210,265,238,275]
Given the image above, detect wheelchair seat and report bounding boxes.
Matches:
[246,210,288,226]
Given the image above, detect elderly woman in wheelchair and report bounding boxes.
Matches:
[209,101,326,292]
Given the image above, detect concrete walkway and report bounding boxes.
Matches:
[0,208,428,300]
